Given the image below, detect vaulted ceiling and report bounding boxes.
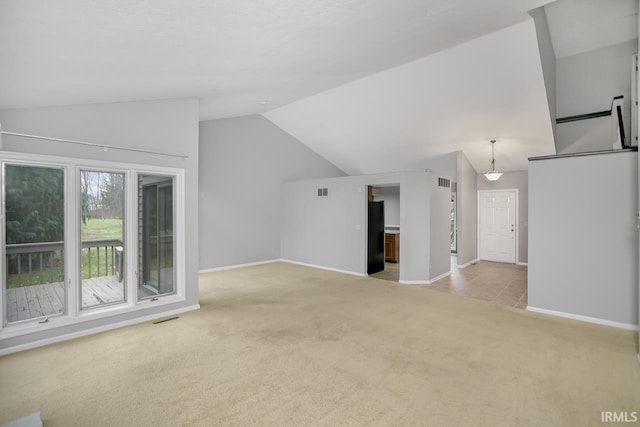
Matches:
[265,19,555,175]
[1,0,635,175]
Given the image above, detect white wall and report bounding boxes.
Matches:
[0,98,200,350]
[477,171,529,264]
[281,171,447,283]
[556,39,638,153]
[456,151,478,266]
[528,150,638,327]
[529,6,557,140]
[198,115,345,270]
[374,186,400,226]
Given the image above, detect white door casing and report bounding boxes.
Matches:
[478,190,517,263]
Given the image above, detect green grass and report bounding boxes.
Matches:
[7,218,124,288]
[82,218,123,240]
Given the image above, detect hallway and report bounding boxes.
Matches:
[370,256,528,309]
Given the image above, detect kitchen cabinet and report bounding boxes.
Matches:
[385,233,399,263]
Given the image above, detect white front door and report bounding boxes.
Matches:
[479,190,516,263]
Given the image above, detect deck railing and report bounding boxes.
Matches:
[5,239,123,286]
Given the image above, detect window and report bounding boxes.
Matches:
[3,163,66,323]
[1,153,184,332]
[80,170,126,310]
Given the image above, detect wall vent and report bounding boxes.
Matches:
[438,177,450,188]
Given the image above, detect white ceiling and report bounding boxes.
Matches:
[4,0,627,175]
[544,0,639,58]
[0,0,551,121]
[265,20,556,175]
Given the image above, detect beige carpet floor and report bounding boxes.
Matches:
[0,262,638,426]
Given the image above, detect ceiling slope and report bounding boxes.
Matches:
[545,0,638,59]
[264,19,556,175]
[0,0,551,120]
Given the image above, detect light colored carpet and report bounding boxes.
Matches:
[0,262,638,426]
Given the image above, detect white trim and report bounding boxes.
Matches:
[526,306,638,331]
[516,262,528,266]
[280,259,366,277]
[399,270,451,285]
[199,259,280,274]
[457,258,478,268]
[637,353,640,367]
[0,304,200,356]
[429,271,451,284]
[0,151,188,341]
[477,189,519,264]
[0,293,187,340]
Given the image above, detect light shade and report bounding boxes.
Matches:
[484,172,503,181]
[484,139,502,181]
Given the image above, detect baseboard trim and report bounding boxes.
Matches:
[526,306,638,331]
[399,280,430,285]
[199,259,280,274]
[429,271,451,284]
[280,259,366,277]
[0,304,201,356]
[457,258,478,268]
[399,270,451,286]
[516,262,528,266]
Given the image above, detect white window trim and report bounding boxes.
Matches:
[0,151,186,340]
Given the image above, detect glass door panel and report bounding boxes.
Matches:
[80,170,125,310]
[139,175,174,299]
[3,164,65,324]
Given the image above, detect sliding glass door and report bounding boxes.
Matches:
[140,176,174,299]
[3,164,66,324]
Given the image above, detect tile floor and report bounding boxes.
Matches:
[370,256,528,309]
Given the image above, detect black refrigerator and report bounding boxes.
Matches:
[367,200,385,274]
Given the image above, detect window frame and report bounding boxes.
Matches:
[0,151,186,338]
[77,167,129,312]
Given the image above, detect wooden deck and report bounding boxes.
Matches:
[6,275,123,323]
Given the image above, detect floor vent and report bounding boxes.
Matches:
[438,177,451,188]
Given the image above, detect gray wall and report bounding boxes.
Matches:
[0,98,200,349]
[424,152,457,180]
[477,171,528,263]
[456,151,477,265]
[528,151,638,326]
[556,39,637,153]
[430,176,453,279]
[281,171,446,283]
[198,115,345,270]
[529,6,556,140]
[374,186,400,226]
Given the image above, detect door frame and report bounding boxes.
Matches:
[477,189,518,264]
[364,183,401,279]
[451,192,457,253]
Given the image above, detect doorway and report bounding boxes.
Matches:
[478,190,517,263]
[367,184,401,281]
[450,192,457,253]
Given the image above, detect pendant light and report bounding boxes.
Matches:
[484,139,502,181]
